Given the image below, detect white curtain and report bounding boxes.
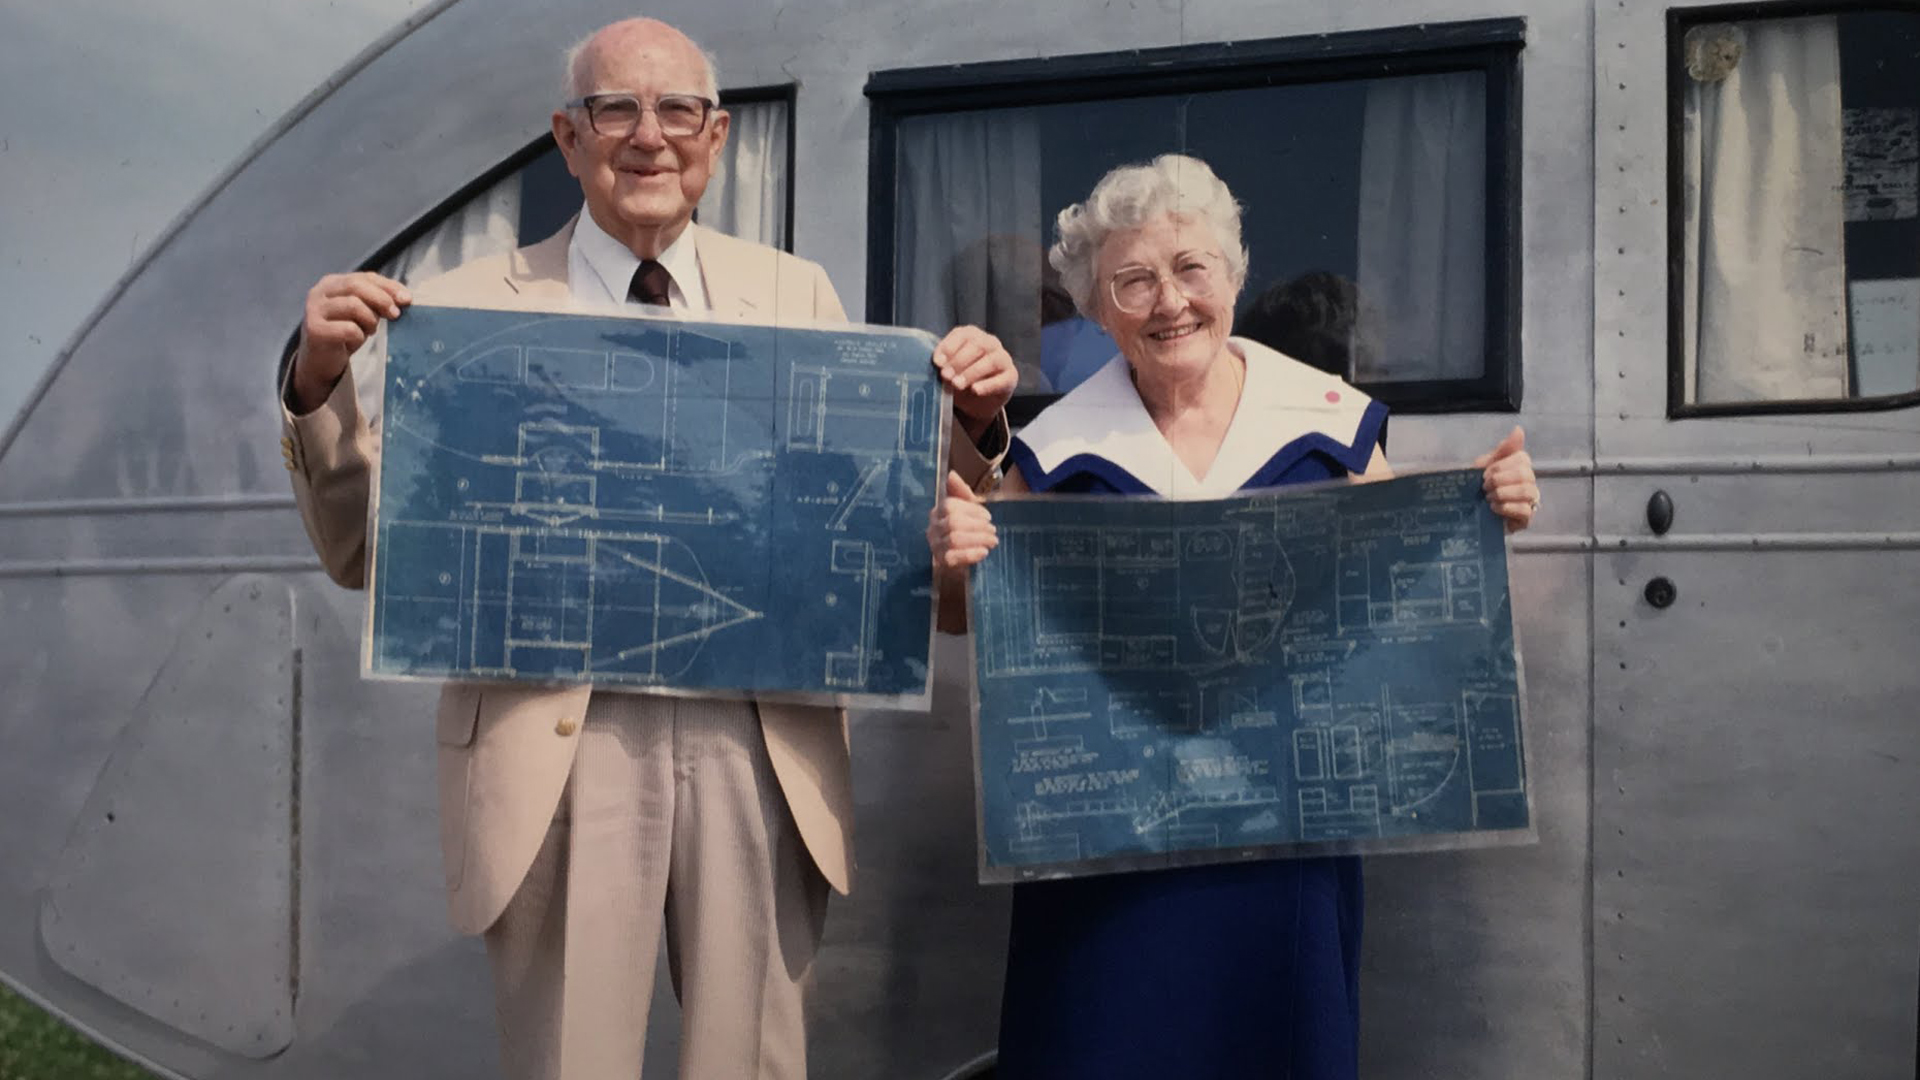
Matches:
[359,172,521,433]
[700,98,790,250]
[1682,18,1848,403]
[387,96,790,294]
[1354,71,1486,383]
[381,173,520,285]
[894,110,1047,390]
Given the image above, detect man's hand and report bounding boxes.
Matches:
[932,325,1017,438]
[291,272,411,413]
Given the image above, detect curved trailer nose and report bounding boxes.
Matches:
[0,1,1009,1076]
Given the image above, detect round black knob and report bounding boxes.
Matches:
[1644,577,1677,609]
[1647,490,1674,535]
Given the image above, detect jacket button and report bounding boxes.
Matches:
[554,716,580,737]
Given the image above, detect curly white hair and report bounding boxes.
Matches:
[1048,153,1249,317]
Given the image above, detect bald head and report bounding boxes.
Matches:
[564,18,719,104]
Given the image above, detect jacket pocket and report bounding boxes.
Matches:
[435,686,481,747]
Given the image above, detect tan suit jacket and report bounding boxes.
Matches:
[283,221,1002,934]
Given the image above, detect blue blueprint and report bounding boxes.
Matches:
[367,305,946,702]
[970,470,1529,880]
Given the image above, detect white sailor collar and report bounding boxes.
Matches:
[1009,338,1384,499]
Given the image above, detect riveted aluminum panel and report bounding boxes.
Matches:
[1592,547,1920,1077]
[0,503,312,567]
[1591,1,1920,1073]
[1599,469,1920,539]
[38,575,297,1057]
[0,574,270,1080]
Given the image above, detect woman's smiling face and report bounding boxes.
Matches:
[1091,213,1239,387]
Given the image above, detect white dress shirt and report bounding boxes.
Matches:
[568,206,711,312]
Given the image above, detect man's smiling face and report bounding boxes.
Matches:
[553,19,728,256]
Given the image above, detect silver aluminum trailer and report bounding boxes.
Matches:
[0,0,1914,1076]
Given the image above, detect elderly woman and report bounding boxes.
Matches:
[929,154,1538,1078]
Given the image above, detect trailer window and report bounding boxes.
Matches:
[1672,10,1920,413]
[866,22,1525,421]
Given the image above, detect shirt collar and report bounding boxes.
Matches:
[570,208,708,311]
[1011,338,1381,499]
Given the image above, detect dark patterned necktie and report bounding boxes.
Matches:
[628,259,673,307]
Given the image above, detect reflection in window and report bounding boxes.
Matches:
[380,94,792,284]
[1677,12,1920,407]
[872,30,1521,417]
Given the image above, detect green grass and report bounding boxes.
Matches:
[0,979,158,1080]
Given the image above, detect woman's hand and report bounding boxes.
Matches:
[1477,426,1539,533]
[928,470,998,570]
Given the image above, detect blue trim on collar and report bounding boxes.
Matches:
[1243,400,1389,488]
[1007,438,1158,495]
[1012,396,1387,496]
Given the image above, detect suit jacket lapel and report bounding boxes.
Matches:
[506,217,576,303]
[692,224,761,320]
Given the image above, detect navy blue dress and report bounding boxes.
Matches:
[994,342,1387,1080]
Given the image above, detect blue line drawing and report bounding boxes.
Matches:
[970,470,1530,879]
[368,306,944,701]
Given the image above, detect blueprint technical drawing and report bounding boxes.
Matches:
[969,470,1530,881]
[367,304,947,703]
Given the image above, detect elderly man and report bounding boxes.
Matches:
[280,17,1013,1079]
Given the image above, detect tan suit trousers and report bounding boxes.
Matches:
[482,692,829,1080]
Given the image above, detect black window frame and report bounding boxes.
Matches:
[1666,1,1920,418]
[864,20,1527,426]
[278,84,799,389]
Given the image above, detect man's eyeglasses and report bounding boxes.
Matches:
[1108,252,1225,315]
[565,93,716,138]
